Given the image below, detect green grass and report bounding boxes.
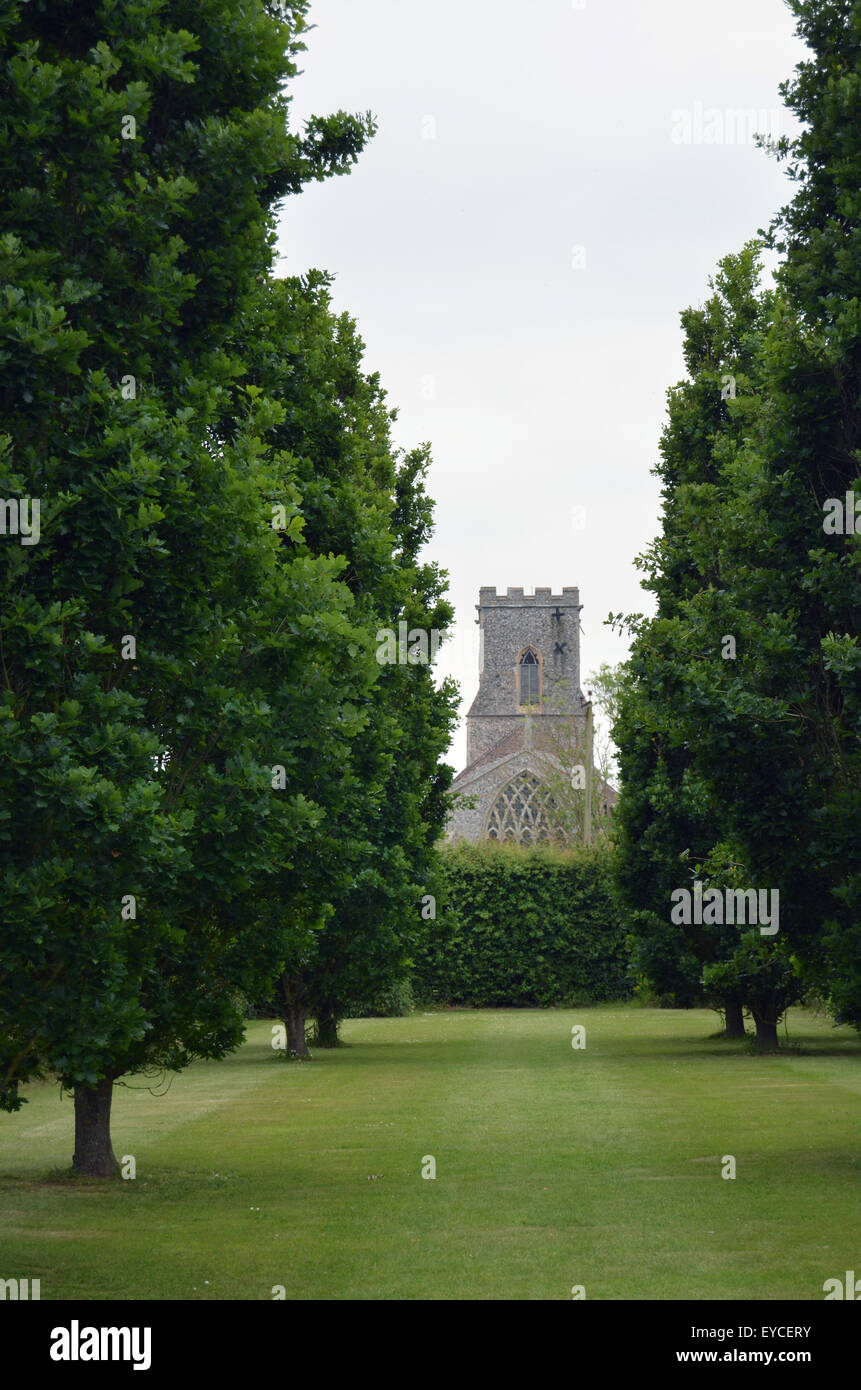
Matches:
[1,1005,859,1300]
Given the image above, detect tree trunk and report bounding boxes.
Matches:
[314,1004,340,1048]
[73,1077,120,1177]
[724,997,746,1039]
[753,1014,779,1051]
[286,1001,310,1057]
[277,974,311,1059]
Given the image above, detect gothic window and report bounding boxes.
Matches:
[519,649,540,706]
[485,771,552,845]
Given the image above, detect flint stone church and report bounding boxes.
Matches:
[446,586,614,844]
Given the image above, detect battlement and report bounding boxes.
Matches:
[478,586,580,607]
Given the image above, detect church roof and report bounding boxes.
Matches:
[451,727,525,785]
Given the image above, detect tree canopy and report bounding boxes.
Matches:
[613,0,861,1044]
[0,0,454,1174]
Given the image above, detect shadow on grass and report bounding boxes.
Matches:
[0,1165,249,1193]
[267,1032,861,1058]
[221,1015,861,1073]
[0,1167,122,1189]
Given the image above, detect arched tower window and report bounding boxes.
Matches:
[518,648,541,707]
[485,771,552,845]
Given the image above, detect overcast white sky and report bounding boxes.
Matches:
[276,0,806,770]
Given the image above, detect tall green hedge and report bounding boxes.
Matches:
[412,842,633,1007]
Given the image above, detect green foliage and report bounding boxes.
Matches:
[345,976,415,1019]
[227,275,458,1036]
[412,841,632,1008]
[612,244,777,1013]
[525,693,616,847]
[614,1,861,1034]
[702,934,804,1033]
[0,0,376,1116]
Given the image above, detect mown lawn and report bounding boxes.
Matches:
[1,1005,858,1300]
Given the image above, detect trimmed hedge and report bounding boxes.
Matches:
[412,841,633,1007]
[346,977,415,1018]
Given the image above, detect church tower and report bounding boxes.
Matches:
[466,586,584,764]
[447,586,590,843]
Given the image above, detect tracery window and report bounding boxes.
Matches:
[519,649,540,705]
[485,772,552,845]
